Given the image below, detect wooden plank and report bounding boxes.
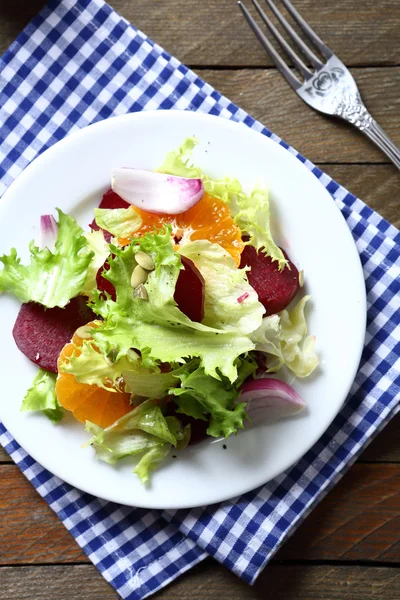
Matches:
[199,67,400,163]
[0,0,47,55]
[0,565,117,600]
[0,446,10,462]
[1,463,399,566]
[360,415,400,462]
[114,0,400,68]
[277,463,400,562]
[161,564,400,599]
[1,563,400,600]
[0,1,399,67]
[0,467,86,564]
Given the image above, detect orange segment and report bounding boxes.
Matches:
[118,193,244,266]
[55,326,132,428]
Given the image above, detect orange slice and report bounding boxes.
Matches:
[119,193,244,266]
[55,323,132,428]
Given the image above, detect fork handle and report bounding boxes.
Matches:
[337,95,400,169]
[361,118,400,169]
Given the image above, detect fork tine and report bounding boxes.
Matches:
[263,0,326,69]
[238,1,302,90]
[251,0,313,79]
[281,0,333,61]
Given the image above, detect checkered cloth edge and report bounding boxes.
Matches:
[0,0,399,598]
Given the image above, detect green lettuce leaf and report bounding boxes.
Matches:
[173,393,207,421]
[251,296,319,377]
[98,398,177,443]
[90,228,255,382]
[94,207,142,238]
[59,338,179,398]
[123,368,178,398]
[171,362,248,438]
[158,137,287,269]
[235,354,258,387]
[86,399,188,483]
[180,240,264,334]
[21,369,64,423]
[86,422,163,464]
[231,185,287,269]
[0,209,94,308]
[59,341,140,391]
[81,230,110,298]
[156,137,202,179]
[133,444,171,483]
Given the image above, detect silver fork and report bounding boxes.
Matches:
[238,0,400,169]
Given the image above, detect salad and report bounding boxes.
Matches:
[0,138,318,484]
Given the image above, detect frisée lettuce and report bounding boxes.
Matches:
[21,369,64,423]
[86,399,190,483]
[89,227,256,382]
[158,137,287,269]
[251,296,318,378]
[180,240,265,335]
[94,207,142,238]
[0,210,94,308]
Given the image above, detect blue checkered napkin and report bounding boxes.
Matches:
[0,0,399,597]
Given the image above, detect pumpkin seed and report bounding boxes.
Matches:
[74,325,93,339]
[298,269,304,288]
[135,251,155,271]
[131,264,148,288]
[133,283,148,300]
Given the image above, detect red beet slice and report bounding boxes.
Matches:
[174,256,205,323]
[90,189,130,241]
[240,246,299,315]
[12,297,97,373]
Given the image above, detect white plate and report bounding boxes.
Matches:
[0,111,366,509]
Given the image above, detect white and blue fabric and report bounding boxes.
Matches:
[0,1,399,598]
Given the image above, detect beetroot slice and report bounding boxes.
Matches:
[98,189,131,211]
[240,246,299,315]
[174,256,205,323]
[13,297,97,373]
[90,189,130,242]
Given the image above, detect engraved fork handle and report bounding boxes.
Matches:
[362,119,400,170]
[337,96,400,169]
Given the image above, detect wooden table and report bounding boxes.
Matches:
[0,1,399,598]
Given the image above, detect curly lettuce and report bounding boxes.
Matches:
[21,369,64,423]
[158,137,287,269]
[89,227,255,382]
[170,357,256,438]
[81,230,110,298]
[0,209,94,307]
[94,207,142,238]
[86,399,189,483]
[59,340,179,398]
[251,296,319,377]
[179,240,265,334]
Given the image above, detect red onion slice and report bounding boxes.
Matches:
[38,214,58,252]
[239,378,305,425]
[111,168,204,215]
